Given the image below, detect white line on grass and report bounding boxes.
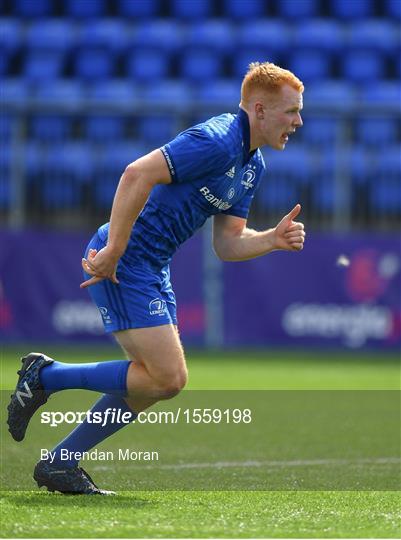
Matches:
[92,457,401,472]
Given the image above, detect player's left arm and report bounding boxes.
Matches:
[213,204,305,262]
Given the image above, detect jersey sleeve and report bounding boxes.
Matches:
[221,191,256,219]
[160,127,231,184]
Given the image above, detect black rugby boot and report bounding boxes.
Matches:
[33,461,115,495]
[7,352,54,441]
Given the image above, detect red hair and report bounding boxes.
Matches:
[241,62,304,102]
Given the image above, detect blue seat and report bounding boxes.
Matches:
[347,20,399,54]
[0,178,11,209]
[43,142,93,180]
[386,0,401,18]
[25,19,76,52]
[64,0,107,18]
[142,81,193,109]
[237,21,290,54]
[312,180,335,212]
[0,145,11,208]
[223,0,266,19]
[305,81,357,111]
[376,146,401,178]
[301,117,340,146]
[370,151,401,213]
[40,179,82,209]
[263,145,311,185]
[0,18,22,53]
[0,49,11,76]
[96,143,145,174]
[87,80,139,105]
[259,180,298,212]
[288,49,331,82]
[360,83,401,108]
[92,177,120,209]
[179,48,223,82]
[330,0,374,19]
[78,19,128,52]
[356,118,398,146]
[130,20,183,53]
[33,80,85,107]
[186,20,234,53]
[126,48,170,82]
[24,141,45,183]
[93,143,146,208]
[23,50,65,80]
[196,80,240,107]
[293,19,344,53]
[39,143,93,209]
[117,0,160,18]
[171,0,212,19]
[349,145,373,185]
[14,0,53,17]
[396,53,401,79]
[74,48,114,80]
[0,115,13,142]
[372,182,401,214]
[31,115,72,141]
[311,151,338,212]
[276,0,319,18]
[342,49,385,82]
[1,79,30,107]
[137,116,176,145]
[232,49,279,80]
[84,116,125,142]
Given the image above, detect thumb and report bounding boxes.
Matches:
[286,203,301,221]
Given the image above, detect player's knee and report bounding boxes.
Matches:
[157,368,187,400]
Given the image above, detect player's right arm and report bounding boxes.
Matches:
[80,149,171,288]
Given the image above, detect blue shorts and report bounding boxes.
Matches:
[84,232,177,333]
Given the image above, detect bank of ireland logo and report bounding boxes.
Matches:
[241,167,256,189]
[228,187,235,199]
[99,307,112,324]
[149,298,167,316]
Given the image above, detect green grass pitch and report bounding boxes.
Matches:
[1,345,400,538]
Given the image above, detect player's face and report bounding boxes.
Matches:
[260,85,303,150]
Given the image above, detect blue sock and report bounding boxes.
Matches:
[50,394,136,468]
[40,360,130,396]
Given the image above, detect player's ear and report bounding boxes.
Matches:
[255,103,264,119]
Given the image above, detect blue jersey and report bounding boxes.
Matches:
[98,108,265,270]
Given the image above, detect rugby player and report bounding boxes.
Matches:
[8,62,306,494]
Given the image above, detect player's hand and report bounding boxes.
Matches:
[80,246,120,288]
[273,204,306,252]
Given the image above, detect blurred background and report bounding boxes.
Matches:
[1,0,400,352]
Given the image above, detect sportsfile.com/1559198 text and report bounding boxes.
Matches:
[40,408,253,427]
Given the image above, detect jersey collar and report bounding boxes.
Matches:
[238,107,256,166]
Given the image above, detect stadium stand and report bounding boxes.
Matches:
[65,0,108,19]
[86,80,137,105]
[0,0,400,229]
[223,0,266,19]
[330,0,374,19]
[171,0,212,19]
[277,0,319,19]
[126,47,170,82]
[180,47,223,82]
[13,0,54,18]
[25,19,77,52]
